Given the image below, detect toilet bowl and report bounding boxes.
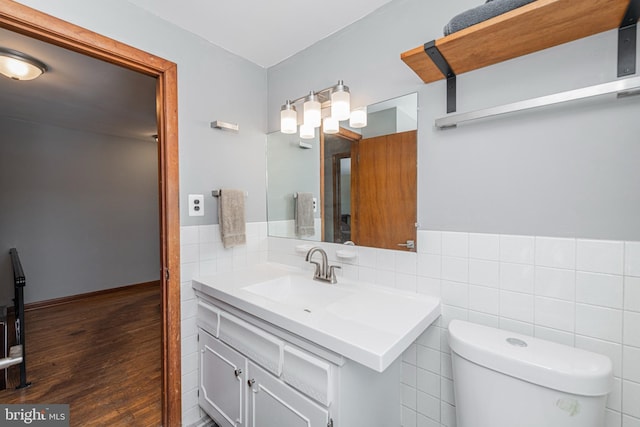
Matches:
[448,320,613,427]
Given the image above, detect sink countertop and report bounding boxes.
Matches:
[192,263,441,372]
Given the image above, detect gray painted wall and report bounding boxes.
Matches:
[268,0,640,241]
[14,0,268,227]
[0,117,159,304]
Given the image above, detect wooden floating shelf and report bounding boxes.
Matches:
[401,0,632,84]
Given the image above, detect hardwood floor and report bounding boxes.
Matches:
[0,283,162,426]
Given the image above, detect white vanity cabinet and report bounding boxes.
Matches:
[196,293,401,427]
[246,360,330,427]
[199,330,246,427]
[199,330,330,427]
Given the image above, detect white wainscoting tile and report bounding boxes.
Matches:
[500,262,534,294]
[576,239,624,275]
[535,266,575,301]
[500,234,534,264]
[623,311,640,347]
[625,241,640,277]
[535,236,576,269]
[500,290,534,323]
[469,259,499,288]
[576,271,624,309]
[535,296,575,332]
[625,276,640,312]
[441,231,468,258]
[575,303,623,343]
[469,233,499,261]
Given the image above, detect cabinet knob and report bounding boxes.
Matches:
[234,368,242,378]
[247,378,255,387]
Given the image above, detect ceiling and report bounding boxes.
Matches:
[1,1,393,140]
[0,27,157,141]
[124,0,395,68]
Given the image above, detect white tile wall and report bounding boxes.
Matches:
[397,230,640,427]
[180,222,268,426]
[181,227,640,427]
[266,230,640,427]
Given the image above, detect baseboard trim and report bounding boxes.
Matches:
[8,280,161,314]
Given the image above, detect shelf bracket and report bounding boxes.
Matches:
[618,0,640,77]
[424,41,457,113]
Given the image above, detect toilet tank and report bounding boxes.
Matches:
[448,320,613,427]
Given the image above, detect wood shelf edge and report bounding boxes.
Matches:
[400,44,445,84]
[400,0,631,84]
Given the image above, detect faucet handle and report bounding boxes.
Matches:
[309,260,322,278]
[328,265,341,284]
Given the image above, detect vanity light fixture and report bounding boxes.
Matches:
[0,47,47,81]
[349,106,367,128]
[303,91,321,128]
[330,80,350,121]
[279,80,363,137]
[280,100,297,134]
[300,122,315,139]
[323,116,339,134]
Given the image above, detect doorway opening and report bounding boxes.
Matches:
[0,2,181,425]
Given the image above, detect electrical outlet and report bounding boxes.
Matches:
[313,197,317,213]
[188,194,204,216]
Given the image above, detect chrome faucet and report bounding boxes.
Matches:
[305,247,340,284]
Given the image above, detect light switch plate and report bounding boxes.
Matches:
[188,194,204,216]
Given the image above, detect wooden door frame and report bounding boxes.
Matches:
[0,2,181,425]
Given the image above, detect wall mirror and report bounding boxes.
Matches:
[266,92,418,251]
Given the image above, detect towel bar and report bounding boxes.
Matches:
[212,190,248,197]
[435,75,640,129]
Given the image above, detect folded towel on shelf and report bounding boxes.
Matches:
[295,192,315,237]
[444,0,536,36]
[218,189,246,248]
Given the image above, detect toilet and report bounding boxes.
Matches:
[448,320,613,427]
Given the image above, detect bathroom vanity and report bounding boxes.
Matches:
[193,263,440,427]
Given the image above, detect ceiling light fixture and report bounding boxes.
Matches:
[280,80,363,137]
[0,47,47,81]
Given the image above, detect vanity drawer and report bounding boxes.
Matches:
[196,300,220,337]
[219,312,283,376]
[282,345,333,406]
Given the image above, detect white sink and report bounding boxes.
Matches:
[192,263,441,372]
[244,275,353,311]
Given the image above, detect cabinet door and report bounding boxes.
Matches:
[246,361,330,427]
[199,330,247,427]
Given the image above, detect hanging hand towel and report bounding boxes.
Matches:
[219,189,246,248]
[295,192,315,237]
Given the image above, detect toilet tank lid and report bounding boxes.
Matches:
[448,320,613,396]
